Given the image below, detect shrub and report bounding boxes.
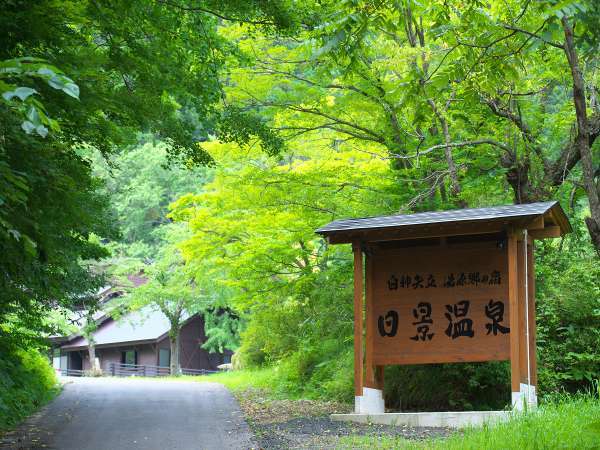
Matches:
[536,241,600,395]
[384,362,510,411]
[0,342,58,431]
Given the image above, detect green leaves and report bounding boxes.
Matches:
[217,106,285,157]
[0,58,80,99]
[0,58,79,137]
[39,68,80,99]
[22,105,50,137]
[2,86,37,101]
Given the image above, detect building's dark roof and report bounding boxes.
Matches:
[316,201,571,242]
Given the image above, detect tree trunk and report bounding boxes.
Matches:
[562,17,600,254]
[440,117,465,206]
[439,179,448,203]
[83,308,100,376]
[425,96,466,207]
[170,331,181,375]
[500,151,538,204]
[87,340,100,375]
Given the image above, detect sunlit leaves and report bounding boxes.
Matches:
[171,140,399,312]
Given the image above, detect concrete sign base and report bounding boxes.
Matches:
[512,383,538,411]
[354,387,385,414]
[331,410,510,429]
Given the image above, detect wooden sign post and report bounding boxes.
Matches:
[317,202,570,418]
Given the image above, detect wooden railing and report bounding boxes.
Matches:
[108,363,216,377]
[58,368,86,377]
[58,363,217,377]
[180,367,216,376]
[109,363,170,377]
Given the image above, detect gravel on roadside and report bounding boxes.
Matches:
[233,388,453,449]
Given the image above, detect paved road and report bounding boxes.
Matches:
[1,377,255,450]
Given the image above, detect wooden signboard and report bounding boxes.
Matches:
[318,201,571,411]
[369,239,510,366]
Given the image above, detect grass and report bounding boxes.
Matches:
[193,367,276,392]
[186,366,317,400]
[105,367,277,393]
[337,394,600,450]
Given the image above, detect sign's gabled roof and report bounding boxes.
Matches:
[316,201,571,243]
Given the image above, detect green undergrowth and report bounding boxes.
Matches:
[0,343,59,432]
[191,367,290,396]
[337,393,600,450]
[192,365,350,402]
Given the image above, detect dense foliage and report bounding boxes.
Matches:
[0,341,58,431]
[0,92,116,345]
[0,0,301,342]
[169,0,600,408]
[222,0,600,246]
[0,0,302,426]
[91,139,211,258]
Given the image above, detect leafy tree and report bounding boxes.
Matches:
[169,139,399,394]
[0,107,116,344]
[220,0,600,251]
[128,226,199,374]
[0,0,301,163]
[1,0,301,343]
[92,138,212,256]
[169,2,600,400]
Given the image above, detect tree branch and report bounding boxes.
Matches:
[501,24,564,49]
[391,139,513,160]
[156,0,276,26]
[484,97,536,144]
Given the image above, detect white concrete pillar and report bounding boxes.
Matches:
[355,387,385,414]
[512,383,537,411]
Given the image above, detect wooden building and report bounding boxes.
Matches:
[51,273,232,376]
[53,309,230,376]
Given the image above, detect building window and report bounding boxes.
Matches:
[121,350,137,365]
[159,348,170,367]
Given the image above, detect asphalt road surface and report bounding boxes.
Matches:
[0,377,255,450]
